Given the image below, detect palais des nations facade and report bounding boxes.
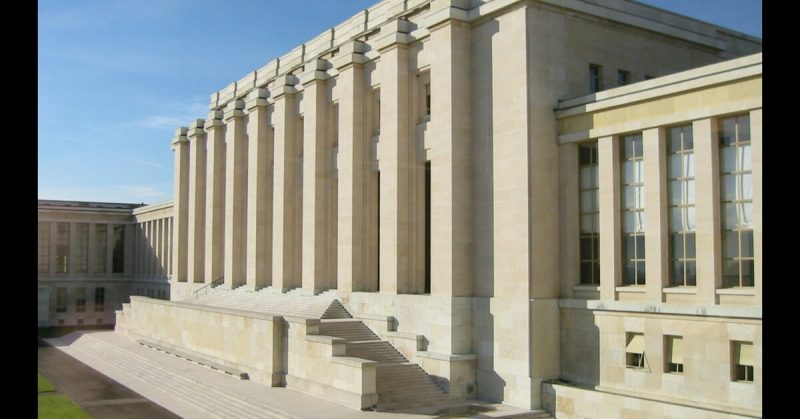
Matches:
[37,0,762,417]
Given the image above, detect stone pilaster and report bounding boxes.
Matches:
[693,118,721,304]
[187,119,207,283]
[204,110,226,283]
[643,127,667,302]
[598,135,621,301]
[245,88,273,290]
[376,20,412,294]
[171,127,190,282]
[224,99,248,289]
[332,41,369,292]
[300,60,331,294]
[271,76,301,291]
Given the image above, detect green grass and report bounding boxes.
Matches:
[38,373,91,419]
[37,374,55,393]
[38,395,91,419]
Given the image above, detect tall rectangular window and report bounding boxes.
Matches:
[579,143,600,285]
[94,224,108,273]
[38,222,50,273]
[720,116,753,287]
[56,287,67,313]
[112,225,125,273]
[74,223,89,273]
[625,332,646,369]
[665,336,684,373]
[94,287,105,312]
[621,134,645,285]
[668,126,696,286]
[732,341,754,382]
[55,223,70,273]
[75,287,86,313]
[590,64,602,93]
[425,83,431,117]
[617,70,630,86]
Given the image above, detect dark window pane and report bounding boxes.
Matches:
[580,237,593,260]
[623,262,636,285]
[741,260,754,287]
[741,230,754,257]
[685,233,696,258]
[672,233,683,259]
[723,231,739,259]
[636,235,646,259]
[636,262,646,284]
[685,261,696,286]
[672,260,684,286]
[580,262,593,285]
[625,236,636,260]
[579,146,591,165]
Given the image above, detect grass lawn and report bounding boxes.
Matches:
[38,373,91,419]
[37,374,55,393]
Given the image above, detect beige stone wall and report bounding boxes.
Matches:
[544,379,757,419]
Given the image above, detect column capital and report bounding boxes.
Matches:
[375,19,413,52]
[204,109,224,131]
[426,0,470,30]
[245,88,270,111]
[331,40,369,70]
[223,99,245,121]
[300,59,331,86]
[187,119,205,138]
[269,74,299,100]
[170,127,188,149]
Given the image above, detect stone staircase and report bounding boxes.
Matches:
[319,319,460,412]
[188,287,351,319]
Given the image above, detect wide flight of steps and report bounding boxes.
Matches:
[189,287,350,319]
[319,319,460,412]
[49,332,297,419]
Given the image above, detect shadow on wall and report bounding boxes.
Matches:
[470,18,507,403]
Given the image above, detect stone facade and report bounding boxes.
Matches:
[40,0,762,416]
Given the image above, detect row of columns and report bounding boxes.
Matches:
[43,222,124,276]
[170,9,472,298]
[596,110,762,304]
[134,217,172,277]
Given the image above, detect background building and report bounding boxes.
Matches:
[39,0,762,417]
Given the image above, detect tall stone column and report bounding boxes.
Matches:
[643,127,668,302]
[224,99,248,289]
[598,135,621,301]
[427,7,472,298]
[171,127,189,282]
[301,60,331,294]
[333,41,369,293]
[245,88,273,290]
[376,20,412,294]
[693,118,721,304]
[204,110,226,284]
[187,119,207,284]
[271,75,301,291]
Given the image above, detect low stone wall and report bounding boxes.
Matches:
[542,382,760,419]
[118,296,284,386]
[116,297,379,410]
[286,318,378,410]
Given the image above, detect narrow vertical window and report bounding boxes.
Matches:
[75,287,86,313]
[732,341,754,382]
[668,126,696,286]
[94,224,108,273]
[720,116,753,287]
[112,225,125,273]
[617,70,630,86]
[56,287,67,313]
[75,223,89,273]
[625,332,646,369]
[621,134,645,285]
[590,64,602,93]
[665,336,684,373]
[579,143,600,285]
[94,287,105,312]
[55,223,70,273]
[424,161,431,294]
[38,222,50,273]
[425,83,431,117]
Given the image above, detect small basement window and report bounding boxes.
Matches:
[626,332,647,370]
[666,336,684,373]
[732,341,754,382]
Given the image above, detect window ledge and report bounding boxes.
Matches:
[716,288,755,296]
[616,285,646,293]
[662,287,697,294]
[573,285,600,292]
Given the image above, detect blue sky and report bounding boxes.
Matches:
[38,0,762,204]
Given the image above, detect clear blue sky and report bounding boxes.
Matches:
[38,0,762,204]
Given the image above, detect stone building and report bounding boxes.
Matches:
[39,0,762,416]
